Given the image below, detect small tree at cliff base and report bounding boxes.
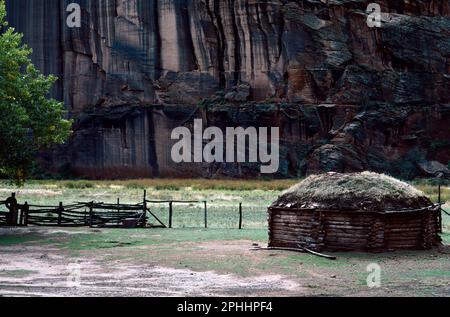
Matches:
[0,0,72,184]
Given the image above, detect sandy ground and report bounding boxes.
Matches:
[0,247,300,297]
[0,244,300,297]
[0,228,449,297]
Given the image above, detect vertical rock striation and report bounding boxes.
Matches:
[5,0,450,178]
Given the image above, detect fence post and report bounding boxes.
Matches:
[84,207,88,226]
[12,195,18,226]
[169,202,173,229]
[117,198,120,226]
[89,202,94,228]
[239,203,243,230]
[23,202,29,226]
[142,190,147,228]
[19,204,24,226]
[58,202,63,226]
[6,193,18,226]
[204,201,208,229]
[438,183,443,233]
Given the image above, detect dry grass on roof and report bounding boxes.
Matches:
[271,172,433,211]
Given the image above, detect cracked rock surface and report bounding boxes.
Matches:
[6,0,450,178]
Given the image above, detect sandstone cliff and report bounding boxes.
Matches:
[6,0,450,178]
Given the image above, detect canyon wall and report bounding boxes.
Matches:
[5,0,450,178]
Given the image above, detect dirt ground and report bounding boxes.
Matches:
[0,227,449,297]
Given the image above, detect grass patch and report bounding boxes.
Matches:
[51,228,267,251]
[441,233,450,244]
[255,252,346,277]
[414,183,450,204]
[22,179,299,191]
[60,181,96,189]
[172,253,258,277]
[0,234,43,246]
[419,269,450,278]
[0,269,37,277]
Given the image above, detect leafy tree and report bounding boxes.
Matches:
[0,0,72,184]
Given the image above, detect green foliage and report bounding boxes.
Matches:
[61,181,95,189]
[0,0,72,184]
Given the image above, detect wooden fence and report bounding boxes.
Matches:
[0,191,165,229]
[0,201,152,228]
[146,199,208,229]
[0,191,246,229]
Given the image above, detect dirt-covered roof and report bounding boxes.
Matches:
[271,172,433,212]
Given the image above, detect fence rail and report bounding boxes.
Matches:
[145,199,208,229]
[0,192,154,228]
[0,191,253,229]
